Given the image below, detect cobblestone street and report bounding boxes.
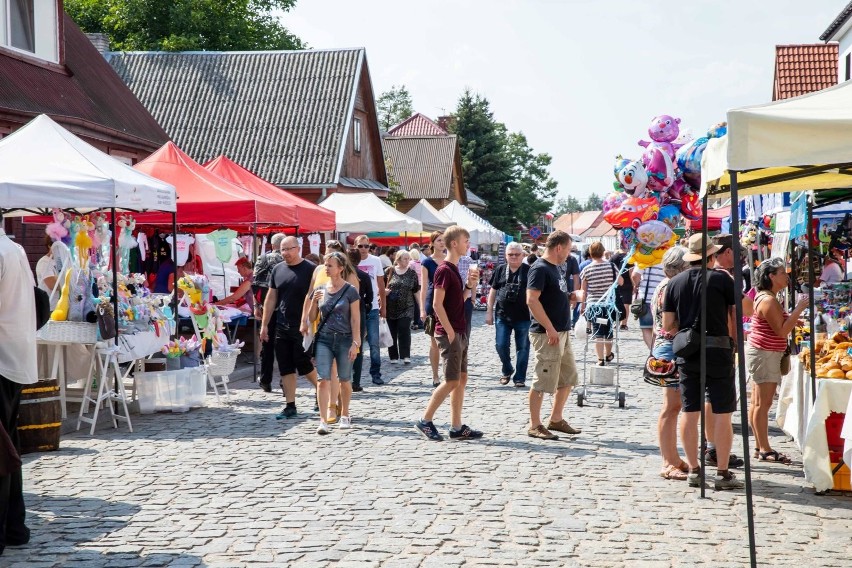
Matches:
[9,311,852,567]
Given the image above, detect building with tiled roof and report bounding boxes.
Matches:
[773,44,838,101]
[553,211,602,236]
[821,2,852,82]
[109,48,389,202]
[384,135,466,212]
[388,113,449,137]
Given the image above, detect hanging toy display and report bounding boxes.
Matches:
[116,214,138,275]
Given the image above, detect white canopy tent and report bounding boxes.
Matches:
[405,199,453,232]
[319,192,422,233]
[441,200,504,246]
[701,80,852,198]
[0,115,176,214]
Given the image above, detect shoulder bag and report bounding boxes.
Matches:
[754,292,792,375]
[630,270,652,319]
[309,283,351,358]
[671,274,703,358]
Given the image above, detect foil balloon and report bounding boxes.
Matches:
[644,147,674,192]
[616,159,648,196]
[603,196,660,230]
[657,204,680,229]
[675,136,708,189]
[635,220,674,250]
[680,190,701,220]
[707,122,727,139]
[619,228,635,252]
[638,115,682,160]
[602,191,627,213]
[631,233,678,269]
[667,178,688,203]
[613,155,631,191]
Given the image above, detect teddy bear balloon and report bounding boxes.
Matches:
[638,115,682,162]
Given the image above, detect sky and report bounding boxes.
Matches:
[283,0,845,205]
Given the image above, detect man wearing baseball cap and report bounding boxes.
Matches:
[662,234,743,490]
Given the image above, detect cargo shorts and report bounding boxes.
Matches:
[530,331,578,394]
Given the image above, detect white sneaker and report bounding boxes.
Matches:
[339,416,351,429]
[390,359,400,365]
[317,421,330,435]
[403,358,411,365]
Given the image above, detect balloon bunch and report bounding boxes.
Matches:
[605,117,728,268]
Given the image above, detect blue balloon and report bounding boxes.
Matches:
[658,204,680,229]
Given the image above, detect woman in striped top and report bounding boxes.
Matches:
[746,258,808,464]
[580,242,623,366]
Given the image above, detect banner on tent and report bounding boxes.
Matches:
[790,192,808,240]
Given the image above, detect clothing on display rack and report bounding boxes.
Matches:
[208,229,238,263]
[137,232,149,261]
[308,234,321,256]
[166,234,196,266]
[239,236,254,258]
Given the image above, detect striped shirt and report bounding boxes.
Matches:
[581,261,617,303]
[748,293,788,352]
[634,266,665,305]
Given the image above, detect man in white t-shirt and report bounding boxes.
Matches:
[354,235,386,385]
[0,223,37,554]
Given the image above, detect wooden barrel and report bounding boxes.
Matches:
[18,379,61,454]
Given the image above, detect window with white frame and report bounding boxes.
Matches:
[0,0,59,63]
[353,118,362,153]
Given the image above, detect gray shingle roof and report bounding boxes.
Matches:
[383,135,457,200]
[108,49,364,186]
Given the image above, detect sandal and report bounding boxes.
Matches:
[605,352,615,363]
[499,376,511,385]
[759,450,792,464]
[659,464,688,480]
[620,325,628,331]
[597,359,605,366]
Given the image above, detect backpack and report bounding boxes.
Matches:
[34,286,50,330]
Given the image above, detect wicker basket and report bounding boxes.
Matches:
[206,350,240,377]
[36,321,98,344]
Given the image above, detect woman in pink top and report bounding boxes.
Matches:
[746,258,807,464]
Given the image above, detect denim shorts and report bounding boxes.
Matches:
[314,331,354,382]
[652,340,675,361]
[638,305,654,329]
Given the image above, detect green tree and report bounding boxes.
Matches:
[384,157,405,208]
[585,192,603,211]
[504,131,557,227]
[377,85,414,131]
[450,90,514,231]
[65,0,305,51]
[553,196,584,217]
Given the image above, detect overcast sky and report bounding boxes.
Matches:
[285,0,845,205]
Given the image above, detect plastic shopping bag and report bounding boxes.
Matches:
[575,314,588,341]
[378,318,394,348]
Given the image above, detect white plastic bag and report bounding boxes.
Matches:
[575,314,588,341]
[302,329,315,353]
[378,318,394,348]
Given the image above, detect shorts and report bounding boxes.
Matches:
[314,331,354,382]
[591,319,613,340]
[275,326,314,377]
[530,331,578,394]
[652,340,675,361]
[436,332,468,381]
[638,304,653,329]
[678,347,736,413]
[745,343,784,384]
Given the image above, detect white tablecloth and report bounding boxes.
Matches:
[844,394,852,470]
[777,358,810,448]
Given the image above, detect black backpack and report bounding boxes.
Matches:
[34,286,50,330]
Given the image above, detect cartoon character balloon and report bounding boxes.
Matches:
[679,189,701,220]
[657,204,681,229]
[639,115,682,160]
[616,159,648,196]
[602,191,627,214]
[644,147,674,192]
[603,196,660,230]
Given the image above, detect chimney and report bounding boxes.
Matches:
[437,115,454,133]
[85,33,110,57]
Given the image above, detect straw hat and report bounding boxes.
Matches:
[682,233,721,262]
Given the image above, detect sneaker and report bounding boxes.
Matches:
[414,419,443,441]
[705,449,744,469]
[527,425,559,440]
[449,424,483,440]
[317,422,330,435]
[687,468,703,488]
[275,405,297,420]
[513,382,526,388]
[352,384,363,392]
[259,381,272,393]
[339,416,351,429]
[714,471,745,491]
[372,378,384,385]
[403,358,411,365]
[546,419,582,435]
[390,359,400,365]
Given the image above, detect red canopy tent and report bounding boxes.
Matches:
[131,142,297,230]
[204,155,335,232]
[686,206,731,232]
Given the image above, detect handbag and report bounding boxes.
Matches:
[643,354,679,388]
[385,268,400,303]
[424,314,436,337]
[630,270,652,319]
[309,284,350,357]
[780,342,792,375]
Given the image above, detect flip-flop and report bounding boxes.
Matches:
[759,450,792,464]
[659,465,688,480]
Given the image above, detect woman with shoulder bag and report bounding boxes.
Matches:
[385,250,421,364]
[746,258,807,464]
[307,252,361,435]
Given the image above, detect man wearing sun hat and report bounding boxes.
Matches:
[662,233,743,491]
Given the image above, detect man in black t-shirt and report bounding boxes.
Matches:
[486,242,531,387]
[526,231,581,440]
[663,234,743,491]
[260,236,318,419]
[349,250,374,392]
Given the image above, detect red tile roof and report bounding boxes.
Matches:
[388,113,448,136]
[553,211,602,235]
[773,44,838,101]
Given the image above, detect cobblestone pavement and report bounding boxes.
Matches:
[8,311,852,567]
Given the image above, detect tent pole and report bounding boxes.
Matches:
[252,224,258,383]
[171,213,178,340]
[699,193,708,500]
[807,194,817,403]
[111,208,120,415]
[729,172,757,568]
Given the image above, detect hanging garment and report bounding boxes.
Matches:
[208,229,237,263]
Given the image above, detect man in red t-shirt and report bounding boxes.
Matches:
[414,226,483,441]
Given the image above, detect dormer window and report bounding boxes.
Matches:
[0,0,59,63]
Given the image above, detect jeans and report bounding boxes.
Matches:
[387,316,412,360]
[495,318,531,384]
[259,311,277,385]
[364,308,382,381]
[314,332,354,381]
[352,308,367,387]
[571,303,580,330]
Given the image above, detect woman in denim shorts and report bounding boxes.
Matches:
[307,252,361,434]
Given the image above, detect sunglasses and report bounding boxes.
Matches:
[281,246,299,251]
[507,253,522,257]
[357,244,370,249]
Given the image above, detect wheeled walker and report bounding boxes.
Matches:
[575,312,626,408]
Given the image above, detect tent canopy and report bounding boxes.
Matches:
[0,114,176,214]
[405,199,453,232]
[133,142,297,227]
[702,81,852,198]
[441,200,504,245]
[204,155,335,232]
[319,192,422,233]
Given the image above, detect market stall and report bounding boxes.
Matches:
[405,199,453,232]
[440,200,504,246]
[0,115,178,425]
[318,192,422,233]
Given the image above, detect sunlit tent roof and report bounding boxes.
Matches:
[319,192,422,233]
